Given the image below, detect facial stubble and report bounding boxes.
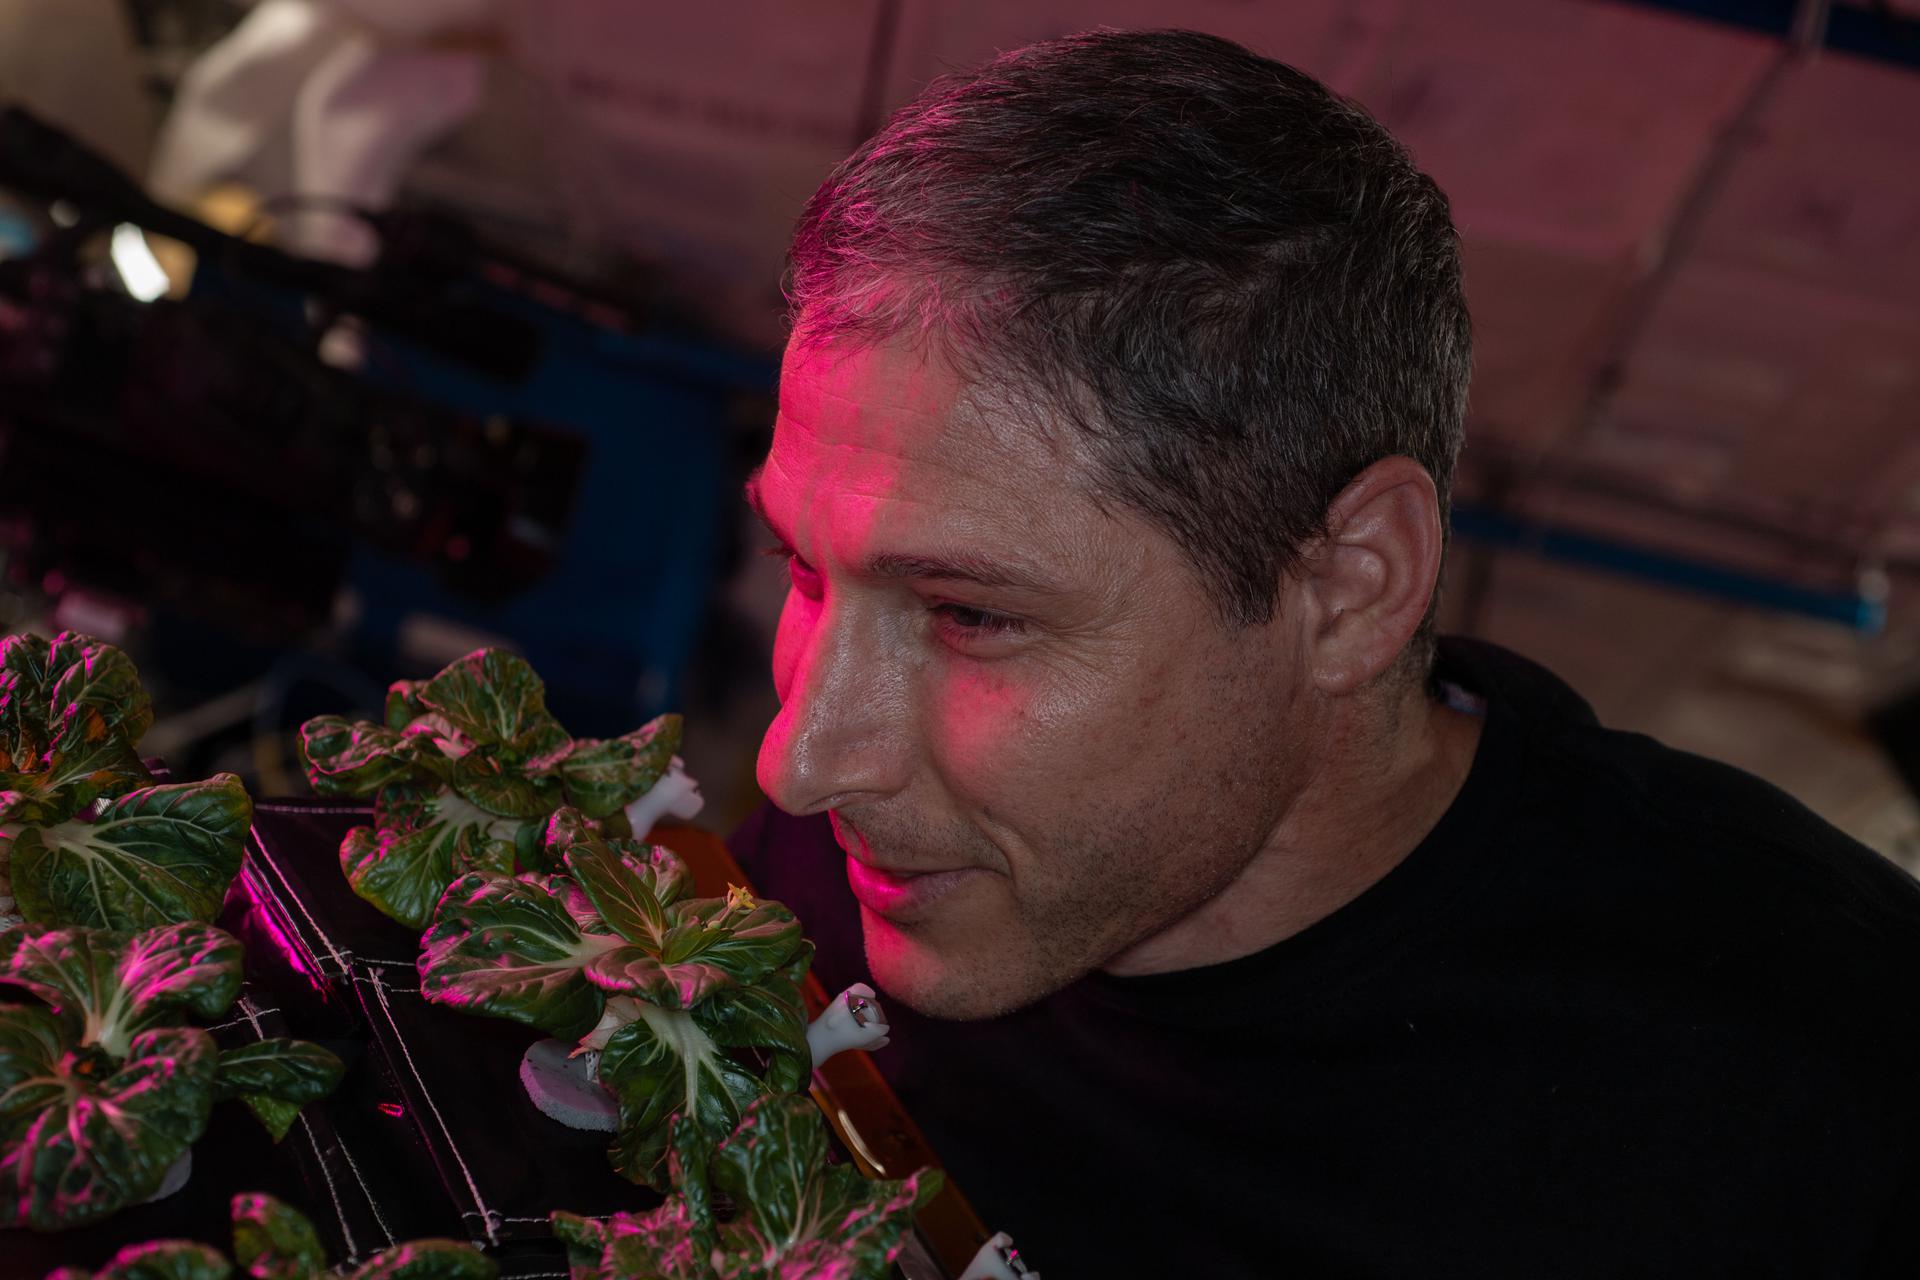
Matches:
[855,778,1263,1020]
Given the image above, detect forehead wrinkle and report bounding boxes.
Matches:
[778,339,964,450]
[781,338,1058,480]
[770,378,1030,522]
[764,336,1146,608]
[754,442,1082,600]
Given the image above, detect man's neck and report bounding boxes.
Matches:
[1103,684,1485,977]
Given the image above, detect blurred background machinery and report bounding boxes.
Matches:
[1,0,1919,857]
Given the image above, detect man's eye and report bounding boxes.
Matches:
[767,546,823,600]
[932,603,1024,638]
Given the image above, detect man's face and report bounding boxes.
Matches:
[752,334,1312,1019]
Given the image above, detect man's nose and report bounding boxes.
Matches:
[756,603,911,816]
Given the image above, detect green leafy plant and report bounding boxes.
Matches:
[44,1190,497,1280]
[0,632,251,931]
[551,1095,939,1280]
[418,810,811,1189]
[0,923,346,1230]
[298,649,687,929]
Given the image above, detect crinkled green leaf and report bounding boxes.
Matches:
[0,1002,72,1120]
[776,939,815,993]
[586,948,737,1015]
[695,975,811,1094]
[545,812,690,908]
[418,872,615,1040]
[44,633,153,751]
[339,822,452,933]
[230,1191,325,1279]
[710,1093,831,1253]
[449,753,563,819]
[0,922,242,1057]
[417,650,568,759]
[558,821,796,1011]
[598,1002,764,1191]
[296,718,418,798]
[511,816,550,875]
[565,826,670,946]
[604,1200,712,1280]
[560,1098,936,1280]
[665,896,803,988]
[307,651,703,913]
[399,713,470,760]
[665,1109,715,1253]
[0,739,152,828]
[547,868,612,935]
[0,1017,219,1231]
[215,1039,345,1142]
[583,897,802,1013]
[0,633,155,827]
[92,1240,234,1280]
[341,785,534,930]
[345,1240,497,1280]
[554,715,682,820]
[9,776,250,929]
[384,680,431,732]
[564,1130,714,1280]
[549,1210,610,1280]
[0,631,57,772]
[237,1095,303,1146]
[0,632,152,770]
[709,1095,935,1280]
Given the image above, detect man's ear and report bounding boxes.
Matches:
[1294,456,1444,695]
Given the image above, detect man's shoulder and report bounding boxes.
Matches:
[1449,637,1920,1017]
[1571,723,1920,978]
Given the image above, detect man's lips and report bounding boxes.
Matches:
[843,856,983,921]
[830,811,989,919]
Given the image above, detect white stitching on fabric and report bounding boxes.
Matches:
[331,1128,397,1248]
[295,1111,359,1263]
[244,830,353,973]
[204,1006,282,1032]
[237,995,357,1261]
[255,802,374,816]
[368,969,501,1244]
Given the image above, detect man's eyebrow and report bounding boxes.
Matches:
[742,471,1062,595]
[864,550,1062,594]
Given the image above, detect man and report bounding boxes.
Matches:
[730,29,1920,1276]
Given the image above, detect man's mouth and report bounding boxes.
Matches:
[843,856,982,921]
[831,811,987,920]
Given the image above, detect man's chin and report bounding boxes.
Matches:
[857,906,1059,1021]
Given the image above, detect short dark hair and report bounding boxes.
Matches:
[787,28,1471,657]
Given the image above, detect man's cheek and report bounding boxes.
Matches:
[931,667,1036,777]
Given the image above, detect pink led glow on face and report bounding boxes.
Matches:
[750,332,1306,1020]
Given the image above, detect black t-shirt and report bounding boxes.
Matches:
[728,637,1920,1277]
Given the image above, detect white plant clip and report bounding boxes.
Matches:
[960,1231,1038,1280]
[622,756,704,837]
[805,982,891,1065]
